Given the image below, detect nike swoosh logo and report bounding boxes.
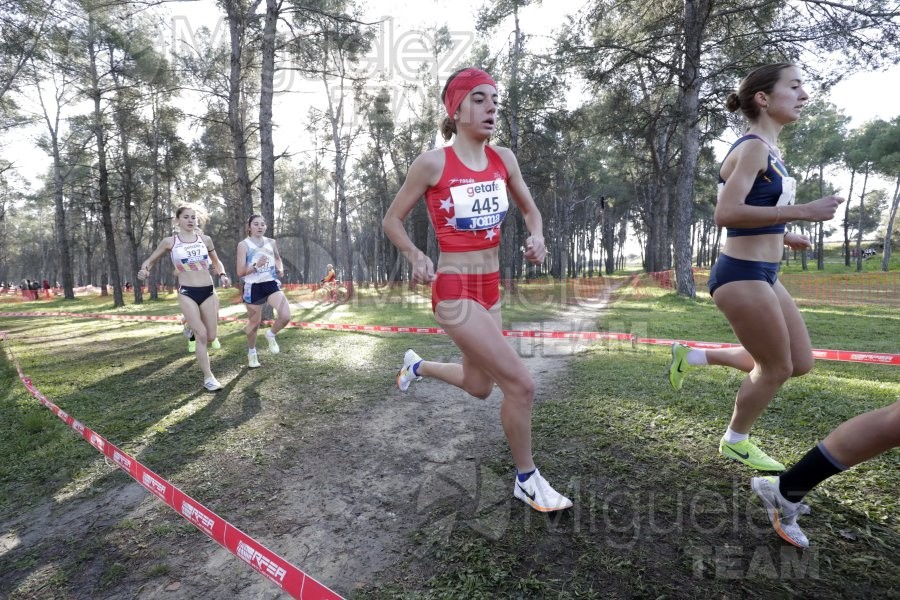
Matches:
[517,484,536,501]
[676,362,686,373]
[729,448,750,460]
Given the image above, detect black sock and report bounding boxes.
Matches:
[190,335,196,341]
[779,443,846,503]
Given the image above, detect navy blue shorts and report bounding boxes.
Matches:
[243,280,282,305]
[708,254,779,296]
[179,285,215,306]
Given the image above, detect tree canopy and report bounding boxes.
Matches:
[1,0,898,300]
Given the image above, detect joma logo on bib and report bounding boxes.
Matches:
[450,179,509,231]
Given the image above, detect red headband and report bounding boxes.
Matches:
[443,68,498,118]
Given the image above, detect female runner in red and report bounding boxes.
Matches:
[383,67,571,513]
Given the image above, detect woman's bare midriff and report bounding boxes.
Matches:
[175,270,215,287]
[436,247,500,274]
[722,233,785,263]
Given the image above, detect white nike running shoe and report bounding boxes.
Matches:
[751,476,811,548]
[266,330,280,354]
[397,349,422,391]
[513,469,573,512]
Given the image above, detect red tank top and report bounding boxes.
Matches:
[425,146,510,253]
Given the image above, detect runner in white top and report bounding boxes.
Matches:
[235,214,291,368]
[137,204,230,391]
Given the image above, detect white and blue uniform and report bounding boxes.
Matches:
[241,237,282,304]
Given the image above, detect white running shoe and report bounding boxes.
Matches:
[266,330,280,354]
[182,323,193,339]
[396,349,422,391]
[203,377,223,391]
[513,469,573,512]
[248,350,261,368]
[751,476,811,548]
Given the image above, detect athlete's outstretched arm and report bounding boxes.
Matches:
[203,234,230,285]
[716,139,841,228]
[271,239,285,278]
[495,146,545,264]
[382,151,443,282]
[235,240,253,278]
[137,238,174,280]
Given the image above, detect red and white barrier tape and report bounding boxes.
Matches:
[0,331,343,600]
[1,311,897,366]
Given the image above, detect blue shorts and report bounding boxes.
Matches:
[179,285,215,306]
[243,280,282,305]
[708,254,779,296]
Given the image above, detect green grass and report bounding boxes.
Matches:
[778,248,900,275]
[0,281,579,338]
[603,285,898,353]
[358,276,898,598]
[0,309,437,598]
[0,274,898,598]
[360,344,898,598]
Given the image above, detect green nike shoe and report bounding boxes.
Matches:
[668,342,691,390]
[719,438,785,471]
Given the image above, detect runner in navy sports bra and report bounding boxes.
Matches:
[137,204,230,392]
[382,67,572,513]
[666,63,843,472]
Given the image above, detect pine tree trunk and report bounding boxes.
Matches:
[88,16,123,307]
[855,165,870,272]
[259,0,278,232]
[843,169,855,266]
[881,175,899,271]
[49,128,74,299]
[671,0,711,298]
[227,1,256,234]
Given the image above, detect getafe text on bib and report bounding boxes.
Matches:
[449,179,509,230]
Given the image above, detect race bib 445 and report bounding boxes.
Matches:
[449,179,509,230]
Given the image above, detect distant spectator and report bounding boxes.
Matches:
[42,279,51,299]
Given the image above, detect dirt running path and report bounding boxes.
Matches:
[0,282,620,599]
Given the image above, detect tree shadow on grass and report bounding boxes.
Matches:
[0,325,408,597]
[290,300,346,323]
[474,346,900,600]
[0,323,267,596]
[1,323,243,484]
